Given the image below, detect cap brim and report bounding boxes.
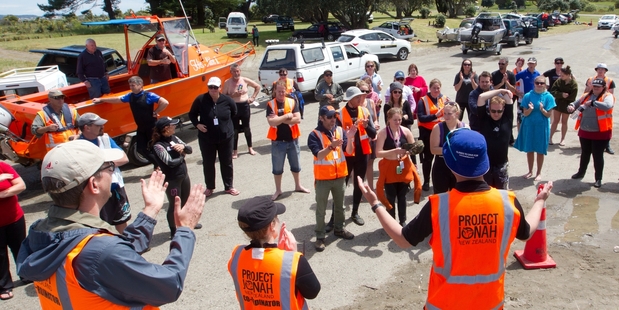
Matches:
[169,119,180,126]
[101,148,125,162]
[273,201,286,215]
[93,119,108,125]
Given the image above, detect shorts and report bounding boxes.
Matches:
[271,139,301,175]
[100,186,132,225]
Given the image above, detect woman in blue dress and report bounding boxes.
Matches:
[514,76,556,181]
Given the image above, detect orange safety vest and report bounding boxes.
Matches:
[574,92,614,131]
[588,75,614,90]
[228,245,308,310]
[418,95,445,130]
[337,106,371,156]
[266,98,301,141]
[426,188,521,310]
[312,128,348,180]
[36,106,79,152]
[34,234,159,310]
[272,78,294,94]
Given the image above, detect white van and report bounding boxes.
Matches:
[226,12,248,38]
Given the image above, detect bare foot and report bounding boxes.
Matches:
[559,141,565,146]
[248,148,257,155]
[523,172,533,179]
[232,151,238,159]
[295,186,311,194]
[534,174,542,181]
[271,190,282,201]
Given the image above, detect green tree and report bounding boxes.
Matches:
[481,0,494,8]
[38,0,118,19]
[1,15,20,26]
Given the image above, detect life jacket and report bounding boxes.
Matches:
[588,75,614,90]
[37,104,78,152]
[425,188,521,310]
[228,245,308,310]
[337,106,371,156]
[96,134,124,187]
[312,128,348,181]
[129,91,156,133]
[574,92,614,131]
[376,154,421,207]
[418,95,445,130]
[33,234,159,310]
[272,78,294,95]
[266,98,301,141]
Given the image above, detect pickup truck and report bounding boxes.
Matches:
[0,65,68,97]
[257,41,380,94]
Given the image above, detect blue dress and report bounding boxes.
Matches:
[514,90,556,155]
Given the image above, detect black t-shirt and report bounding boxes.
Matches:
[188,93,237,142]
[543,68,561,88]
[265,99,300,141]
[491,70,516,90]
[402,180,530,246]
[478,103,513,166]
[454,72,479,104]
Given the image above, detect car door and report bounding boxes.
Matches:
[328,45,348,81]
[341,44,364,81]
[376,32,399,56]
[357,33,379,54]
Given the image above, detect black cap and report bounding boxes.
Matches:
[238,196,286,232]
[591,78,606,87]
[554,57,564,63]
[155,34,165,41]
[155,116,179,132]
[324,69,333,75]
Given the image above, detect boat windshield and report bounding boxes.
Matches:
[162,19,197,75]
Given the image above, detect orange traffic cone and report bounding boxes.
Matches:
[514,184,557,269]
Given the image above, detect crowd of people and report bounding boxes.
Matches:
[2,55,614,309]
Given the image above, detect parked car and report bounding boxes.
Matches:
[258,41,379,93]
[29,45,127,85]
[262,14,279,23]
[336,29,412,61]
[501,18,537,47]
[372,18,415,40]
[459,13,507,55]
[502,13,523,20]
[292,22,348,41]
[276,16,294,32]
[552,13,568,25]
[436,17,474,43]
[598,14,618,29]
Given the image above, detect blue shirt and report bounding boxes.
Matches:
[516,69,541,94]
[120,90,161,105]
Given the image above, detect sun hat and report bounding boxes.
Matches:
[41,140,124,193]
[344,87,364,100]
[442,128,489,178]
[237,196,286,232]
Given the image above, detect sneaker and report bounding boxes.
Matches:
[351,214,365,226]
[325,219,334,233]
[422,182,430,191]
[605,147,615,155]
[571,172,585,180]
[315,238,325,252]
[334,229,355,240]
[194,223,203,229]
[593,180,602,188]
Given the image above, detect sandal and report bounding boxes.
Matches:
[0,289,13,300]
[225,188,240,196]
[204,189,214,197]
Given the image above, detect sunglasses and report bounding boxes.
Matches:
[445,128,471,162]
[324,74,333,77]
[208,85,220,90]
[395,78,404,81]
[366,65,374,68]
[279,72,287,76]
[361,90,370,93]
[555,62,564,65]
[392,90,402,94]
[97,161,116,174]
[463,63,472,66]
[324,114,335,119]
[490,109,504,114]
[51,96,65,100]
[535,82,546,85]
[498,62,507,65]
[445,102,457,106]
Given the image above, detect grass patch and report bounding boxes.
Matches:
[0,59,38,73]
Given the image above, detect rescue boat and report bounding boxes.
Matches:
[0,15,255,166]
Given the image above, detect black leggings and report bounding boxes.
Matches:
[233,101,252,151]
[385,182,408,223]
[0,216,25,290]
[456,101,468,121]
[578,137,608,181]
[418,127,434,184]
[166,175,191,238]
[329,153,368,222]
[199,135,234,190]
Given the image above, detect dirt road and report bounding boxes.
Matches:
[4,26,619,309]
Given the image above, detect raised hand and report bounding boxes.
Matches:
[174,184,206,229]
[141,170,168,218]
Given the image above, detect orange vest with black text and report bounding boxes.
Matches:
[574,92,614,132]
[418,95,445,130]
[312,128,348,180]
[425,188,521,310]
[337,107,371,156]
[33,234,159,310]
[36,105,79,152]
[267,98,301,140]
[228,245,308,310]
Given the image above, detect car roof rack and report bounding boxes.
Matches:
[265,38,326,49]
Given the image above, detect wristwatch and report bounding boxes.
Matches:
[371,204,383,213]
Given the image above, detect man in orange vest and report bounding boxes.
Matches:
[357,129,553,309]
[308,105,357,251]
[584,63,616,154]
[17,140,206,309]
[267,81,310,201]
[30,90,80,152]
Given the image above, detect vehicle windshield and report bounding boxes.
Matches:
[601,15,615,20]
[162,19,197,75]
[228,17,244,25]
[336,35,354,42]
[378,22,391,28]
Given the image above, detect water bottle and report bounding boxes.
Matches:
[570,105,585,120]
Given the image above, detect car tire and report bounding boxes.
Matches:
[327,34,334,41]
[438,38,443,43]
[128,138,151,167]
[397,48,409,60]
[513,35,519,47]
[597,26,601,30]
[462,49,468,55]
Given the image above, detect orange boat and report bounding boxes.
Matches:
[0,15,255,166]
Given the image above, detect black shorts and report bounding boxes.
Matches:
[100,186,132,225]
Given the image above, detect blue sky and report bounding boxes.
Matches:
[1,0,149,16]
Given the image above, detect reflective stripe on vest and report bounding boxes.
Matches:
[266,98,301,141]
[426,189,519,310]
[37,107,78,152]
[574,92,614,131]
[337,107,371,156]
[228,245,308,310]
[312,128,347,180]
[34,234,158,310]
[418,95,444,130]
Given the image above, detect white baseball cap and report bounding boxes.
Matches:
[207,77,222,87]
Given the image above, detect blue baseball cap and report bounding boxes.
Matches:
[442,129,489,178]
[394,71,405,79]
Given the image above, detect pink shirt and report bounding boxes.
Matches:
[405,76,428,104]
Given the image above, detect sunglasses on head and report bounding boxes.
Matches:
[208,85,219,90]
[535,82,545,85]
[490,109,504,114]
[51,96,65,100]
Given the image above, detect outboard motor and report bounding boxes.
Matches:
[471,22,482,44]
[0,105,14,133]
